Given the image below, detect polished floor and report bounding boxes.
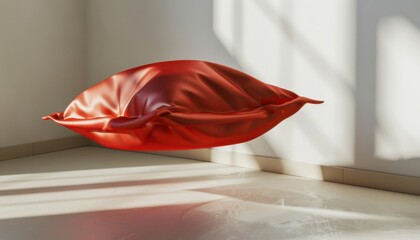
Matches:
[0,147,419,240]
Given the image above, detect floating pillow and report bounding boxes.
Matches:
[43,60,322,150]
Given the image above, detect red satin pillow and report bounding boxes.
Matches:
[43,60,322,150]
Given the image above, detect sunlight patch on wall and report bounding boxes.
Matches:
[213,0,355,166]
[376,16,420,161]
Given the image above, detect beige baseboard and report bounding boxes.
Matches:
[342,168,420,196]
[1,138,419,195]
[0,143,34,161]
[0,135,89,161]
[145,148,420,196]
[33,135,89,155]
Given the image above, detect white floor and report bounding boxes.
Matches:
[0,147,419,240]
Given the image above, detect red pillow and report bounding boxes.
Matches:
[43,60,322,150]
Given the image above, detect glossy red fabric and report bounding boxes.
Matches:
[43,60,322,150]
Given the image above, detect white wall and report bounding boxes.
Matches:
[86,0,238,86]
[355,0,420,176]
[0,0,87,147]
